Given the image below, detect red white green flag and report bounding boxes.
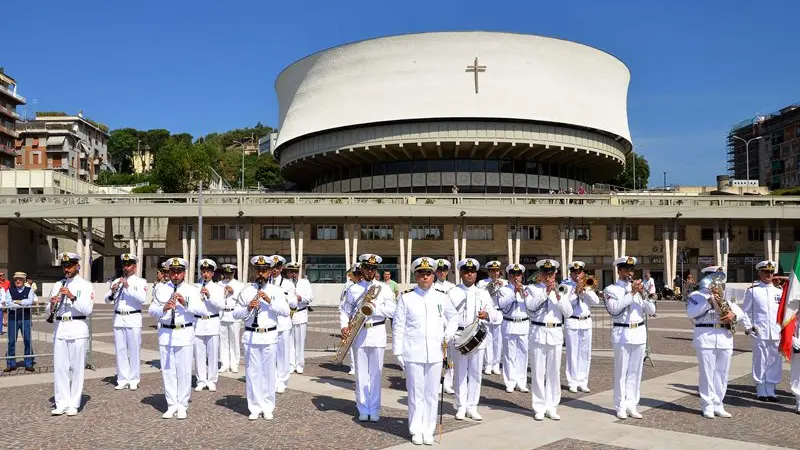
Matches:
[777,246,800,361]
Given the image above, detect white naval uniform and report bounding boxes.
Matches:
[234,282,289,416]
[447,284,501,412]
[790,319,800,409]
[289,277,314,371]
[604,279,656,415]
[194,280,225,387]
[562,279,600,390]
[341,280,356,368]
[47,276,94,412]
[435,279,457,392]
[273,275,297,390]
[218,278,244,372]
[104,274,147,387]
[740,281,783,397]
[497,284,531,391]
[477,277,507,372]
[148,282,204,413]
[525,283,573,415]
[687,288,744,414]
[339,278,396,416]
[394,286,458,439]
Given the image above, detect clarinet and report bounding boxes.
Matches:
[113,274,128,309]
[46,279,68,324]
[251,280,264,328]
[169,282,180,327]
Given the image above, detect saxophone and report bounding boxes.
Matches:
[701,273,735,334]
[334,283,382,364]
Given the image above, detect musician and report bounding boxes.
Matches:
[435,259,457,394]
[525,259,573,421]
[394,257,458,446]
[286,262,313,374]
[740,260,783,402]
[269,255,297,393]
[3,272,36,373]
[152,262,169,298]
[562,261,600,393]
[47,252,94,416]
[603,256,656,420]
[104,253,147,390]
[218,264,244,373]
[687,265,742,419]
[339,253,396,422]
[234,255,289,420]
[147,257,203,419]
[477,260,506,375]
[497,263,530,393]
[447,258,501,420]
[194,259,225,392]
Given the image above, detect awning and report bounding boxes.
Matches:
[46,136,66,146]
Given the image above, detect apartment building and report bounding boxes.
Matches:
[0,70,26,168]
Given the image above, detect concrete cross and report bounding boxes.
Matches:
[465,57,487,94]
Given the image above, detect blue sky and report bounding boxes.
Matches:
[5,0,799,186]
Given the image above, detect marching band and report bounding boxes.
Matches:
[38,249,800,446]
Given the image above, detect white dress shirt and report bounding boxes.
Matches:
[525,283,574,345]
[233,282,289,345]
[290,278,314,325]
[104,275,148,328]
[193,280,226,336]
[46,276,95,340]
[148,281,204,347]
[687,288,744,349]
[339,279,396,348]
[740,282,783,340]
[561,279,600,330]
[393,286,458,363]
[497,284,530,335]
[446,284,502,348]
[272,275,297,332]
[603,279,657,345]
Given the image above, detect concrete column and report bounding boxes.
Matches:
[406,229,413,285]
[506,223,513,266]
[611,224,619,282]
[188,230,196,283]
[722,221,730,274]
[344,223,351,270]
[136,218,144,278]
[290,225,297,263]
[399,225,406,284]
[460,223,467,260]
[85,218,92,282]
[514,225,521,265]
[663,228,671,289]
[297,228,304,278]
[129,218,136,258]
[452,224,459,265]
[559,224,567,280]
[714,223,721,267]
[773,220,780,268]
[242,227,250,282]
[671,226,678,284]
[236,228,243,274]
[620,222,627,260]
[567,223,575,266]
[77,218,84,278]
[764,219,772,263]
[182,226,189,262]
[352,223,359,267]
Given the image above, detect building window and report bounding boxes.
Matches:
[261,225,291,240]
[361,224,394,240]
[654,225,686,241]
[747,227,764,241]
[314,224,339,240]
[465,225,493,240]
[574,226,591,241]
[606,225,639,241]
[179,225,195,240]
[409,225,444,240]
[509,225,541,241]
[211,224,238,240]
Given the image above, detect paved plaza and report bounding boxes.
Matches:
[0,301,797,449]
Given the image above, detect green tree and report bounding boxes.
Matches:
[610,152,650,190]
[107,128,140,172]
[143,129,172,154]
[152,138,212,193]
[254,154,284,188]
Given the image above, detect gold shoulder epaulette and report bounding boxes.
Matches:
[435,288,447,294]
[402,288,414,294]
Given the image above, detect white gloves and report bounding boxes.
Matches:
[396,355,405,371]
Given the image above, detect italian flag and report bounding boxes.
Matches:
[777,246,800,361]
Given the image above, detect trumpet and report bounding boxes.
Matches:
[578,275,598,293]
[557,284,570,296]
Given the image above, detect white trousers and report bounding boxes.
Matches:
[529,342,561,414]
[291,323,307,369]
[276,330,291,387]
[483,323,502,370]
[565,327,592,389]
[113,326,142,386]
[696,347,732,412]
[502,333,529,390]
[53,338,87,411]
[194,334,220,385]
[219,321,241,370]
[613,343,645,412]
[353,346,384,415]
[752,338,782,394]
[159,344,193,410]
[244,343,277,415]
[443,343,455,391]
[453,348,485,409]
[790,352,800,402]
[406,361,442,437]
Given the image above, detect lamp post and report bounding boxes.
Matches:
[233,135,256,190]
[731,135,762,185]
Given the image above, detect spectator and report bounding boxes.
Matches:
[578,186,586,195]
[24,275,38,296]
[3,272,36,372]
[0,270,8,334]
[382,270,399,298]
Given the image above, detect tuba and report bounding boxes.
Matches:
[334,283,381,365]
[699,272,735,334]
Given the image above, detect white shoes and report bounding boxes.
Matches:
[296,367,304,374]
[492,368,501,375]
[505,386,514,393]
[467,409,482,421]
[578,386,591,393]
[455,408,466,420]
[568,386,579,393]
[519,385,529,393]
[249,412,260,420]
[162,407,177,419]
[194,383,206,392]
[289,366,296,374]
[423,434,434,445]
[348,367,356,375]
[51,407,66,416]
[129,382,139,391]
[358,413,369,422]
[176,409,187,420]
[115,383,127,390]
[207,382,217,392]
[714,408,731,418]
[231,367,239,373]
[444,386,455,395]
[412,434,423,445]
[616,410,627,420]
[627,408,643,419]
[533,412,545,421]
[276,385,286,394]
[65,408,78,416]
[263,412,274,420]
[703,410,715,419]
[218,366,230,373]
[483,368,493,375]
[545,410,560,421]
[369,414,380,422]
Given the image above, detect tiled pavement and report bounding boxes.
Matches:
[0,301,795,449]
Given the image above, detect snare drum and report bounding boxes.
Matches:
[454,320,488,355]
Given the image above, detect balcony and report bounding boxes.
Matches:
[0,124,18,138]
[0,84,26,104]
[0,145,19,157]
[0,105,19,120]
